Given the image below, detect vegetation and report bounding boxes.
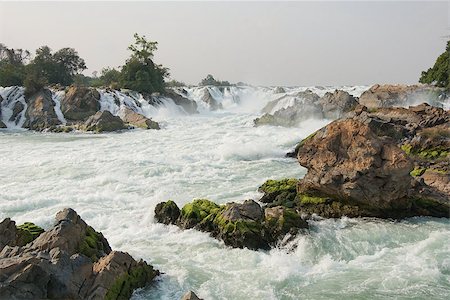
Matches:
[16,222,44,245]
[419,40,449,90]
[199,74,231,86]
[0,33,169,95]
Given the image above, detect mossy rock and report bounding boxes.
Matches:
[411,197,450,218]
[105,263,158,300]
[259,178,299,206]
[264,206,308,239]
[179,199,223,229]
[401,143,449,160]
[410,167,426,177]
[155,200,180,225]
[78,226,109,262]
[16,222,44,246]
[297,193,329,205]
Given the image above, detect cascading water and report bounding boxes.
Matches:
[0,85,449,299]
[0,86,28,129]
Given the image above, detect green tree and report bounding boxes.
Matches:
[0,44,29,86]
[120,33,169,94]
[199,74,230,86]
[419,40,449,90]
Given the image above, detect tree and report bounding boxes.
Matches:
[0,44,29,86]
[419,40,449,90]
[120,33,169,94]
[199,74,231,86]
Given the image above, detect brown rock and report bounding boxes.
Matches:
[319,89,359,119]
[23,88,61,131]
[84,110,126,132]
[120,107,160,129]
[181,291,203,300]
[61,86,100,120]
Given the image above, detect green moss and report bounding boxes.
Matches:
[413,197,438,209]
[16,222,44,245]
[181,199,222,222]
[259,178,298,194]
[298,193,328,205]
[410,167,426,177]
[298,132,317,147]
[401,144,412,155]
[105,264,157,300]
[78,226,105,262]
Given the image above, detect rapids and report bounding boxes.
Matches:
[0,85,449,299]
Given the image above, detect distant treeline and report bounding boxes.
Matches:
[0,33,168,95]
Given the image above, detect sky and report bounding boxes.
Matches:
[0,1,448,86]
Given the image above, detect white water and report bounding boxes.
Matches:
[0,86,449,299]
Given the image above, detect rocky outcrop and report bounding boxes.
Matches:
[164,89,198,114]
[0,208,159,299]
[61,86,100,120]
[289,103,450,218]
[319,90,359,118]
[120,107,160,129]
[23,88,61,131]
[155,199,308,250]
[84,110,126,132]
[358,84,443,109]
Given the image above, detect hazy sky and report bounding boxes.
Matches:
[1,1,448,86]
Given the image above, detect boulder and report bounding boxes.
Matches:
[84,110,126,132]
[0,121,6,128]
[0,208,158,299]
[164,89,198,114]
[23,89,61,131]
[358,84,443,109]
[120,107,160,129]
[155,200,180,225]
[61,86,100,120]
[319,89,359,118]
[273,87,286,94]
[181,290,203,300]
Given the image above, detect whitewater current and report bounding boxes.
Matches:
[0,86,449,299]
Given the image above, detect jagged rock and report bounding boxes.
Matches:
[0,219,17,250]
[84,110,126,132]
[319,89,359,118]
[120,107,160,129]
[0,208,158,299]
[0,121,6,128]
[181,290,203,300]
[9,101,24,124]
[23,89,61,131]
[358,84,443,109]
[61,86,100,120]
[164,89,198,114]
[200,88,222,110]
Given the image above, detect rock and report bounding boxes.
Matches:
[319,89,359,118]
[155,200,180,225]
[258,178,298,208]
[156,199,308,250]
[164,89,198,114]
[61,86,100,120]
[273,87,286,94]
[9,101,24,124]
[200,88,223,110]
[255,91,323,127]
[120,107,160,129]
[358,84,443,109]
[0,208,158,299]
[23,88,61,131]
[0,121,6,128]
[84,110,126,132]
[0,218,17,250]
[181,290,203,300]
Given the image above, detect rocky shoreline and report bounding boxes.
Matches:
[0,208,159,299]
[155,102,450,251]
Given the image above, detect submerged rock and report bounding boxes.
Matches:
[24,88,61,130]
[61,86,100,120]
[200,88,223,110]
[0,208,159,299]
[181,290,203,300]
[155,199,308,250]
[84,110,126,132]
[0,120,6,128]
